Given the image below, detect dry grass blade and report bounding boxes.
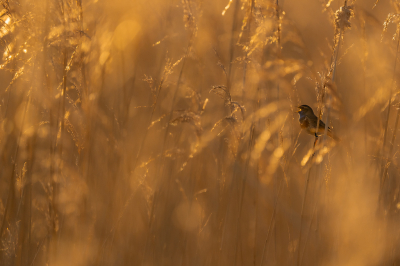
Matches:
[0,1,398,266]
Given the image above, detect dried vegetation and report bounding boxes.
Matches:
[0,0,400,265]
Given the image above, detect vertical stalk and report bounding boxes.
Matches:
[379,35,400,201]
[51,1,69,257]
[260,178,283,266]
[241,0,254,103]
[227,0,240,93]
[274,1,281,262]
[234,123,255,266]
[380,109,400,202]
[296,136,317,266]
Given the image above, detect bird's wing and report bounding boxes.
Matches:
[315,119,334,135]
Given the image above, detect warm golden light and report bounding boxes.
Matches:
[0,1,399,266]
[113,20,141,50]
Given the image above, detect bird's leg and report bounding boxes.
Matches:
[313,136,318,147]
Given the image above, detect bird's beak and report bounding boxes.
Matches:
[296,107,301,113]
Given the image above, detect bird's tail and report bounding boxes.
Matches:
[327,130,340,142]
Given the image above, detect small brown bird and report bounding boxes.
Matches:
[297,105,339,141]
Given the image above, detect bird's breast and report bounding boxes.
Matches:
[299,116,309,129]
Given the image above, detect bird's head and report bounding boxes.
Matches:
[297,105,315,116]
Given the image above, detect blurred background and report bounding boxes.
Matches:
[0,0,399,265]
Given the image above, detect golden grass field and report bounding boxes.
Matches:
[1,0,400,265]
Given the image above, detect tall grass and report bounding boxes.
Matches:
[0,0,400,265]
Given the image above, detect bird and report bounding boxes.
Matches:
[297,105,339,141]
